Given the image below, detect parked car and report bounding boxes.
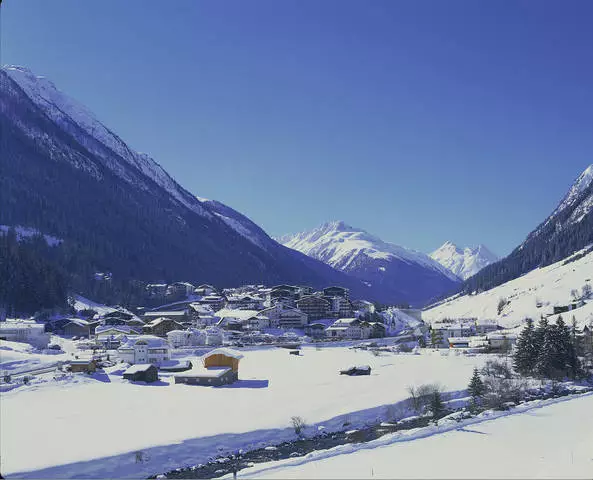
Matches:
[47,344,62,351]
[340,365,371,376]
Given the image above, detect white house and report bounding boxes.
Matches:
[0,321,50,348]
[167,329,207,348]
[204,326,224,346]
[326,318,370,340]
[215,309,260,328]
[117,335,171,365]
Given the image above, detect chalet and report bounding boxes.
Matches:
[258,304,308,329]
[69,359,97,373]
[117,335,171,365]
[146,283,168,301]
[475,319,499,335]
[215,309,259,329]
[194,284,219,296]
[102,309,136,322]
[63,319,99,338]
[368,322,386,338]
[167,329,207,348]
[189,303,218,327]
[352,300,376,316]
[123,364,159,383]
[166,282,195,299]
[174,348,243,386]
[323,286,349,299]
[304,322,327,338]
[296,295,331,321]
[487,331,518,350]
[142,317,185,337]
[196,295,227,311]
[143,310,189,323]
[326,318,369,339]
[204,326,224,346]
[96,324,141,339]
[226,295,265,310]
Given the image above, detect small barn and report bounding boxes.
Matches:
[123,364,159,383]
[174,348,244,386]
[69,359,97,373]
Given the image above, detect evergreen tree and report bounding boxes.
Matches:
[430,390,445,420]
[513,318,537,375]
[468,367,485,398]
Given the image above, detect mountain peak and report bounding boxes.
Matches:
[430,242,498,280]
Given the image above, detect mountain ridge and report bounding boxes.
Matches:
[430,241,498,280]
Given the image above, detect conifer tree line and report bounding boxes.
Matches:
[513,316,591,380]
[0,229,68,317]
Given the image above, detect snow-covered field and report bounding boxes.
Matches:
[237,392,593,479]
[424,249,593,329]
[0,346,487,478]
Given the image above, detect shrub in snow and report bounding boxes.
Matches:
[407,383,443,414]
[290,416,306,436]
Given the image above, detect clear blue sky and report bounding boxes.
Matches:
[2,0,592,256]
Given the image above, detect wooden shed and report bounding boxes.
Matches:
[69,359,97,374]
[123,364,159,383]
[174,348,244,386]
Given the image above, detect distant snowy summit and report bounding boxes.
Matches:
[276,221,460,307]
[430,241,498,280]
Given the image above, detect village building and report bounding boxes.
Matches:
[142,317,185,337]
[146,283,168,301]
[487,331,518,351]
[326,318,370,340]
[63,318,100,338]
[174,348,243,386]
[166,282,195,299]
[258,304,308,329]
[68,358,97,373]
[167,329,207,348]
[326,296,354,318]
[204,326,224,346]
[0,321,50,348]
[117,335,171,365]
[215,309,260,329]
[226,295,265,310]
[474,319,499,335]
[194,284,219,296]
[323,286,349,299]
[123,364,159,383]
[95,325,138,348]
[304,322,327,338]
[143,310,189,324]
[195,295,227,311]
[296,295,331,321]
[246,315,271,331]
[189,303,218,327]
[352,300,376,316]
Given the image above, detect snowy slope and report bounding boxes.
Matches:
[430,241,498,280]
[238,393,593,479]
[3,65,211,219]
[424,247,593,329]
[277,222,461,307]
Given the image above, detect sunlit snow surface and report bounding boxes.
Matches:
[1,347,486,478]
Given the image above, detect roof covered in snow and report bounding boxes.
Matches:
[203,348,244,360]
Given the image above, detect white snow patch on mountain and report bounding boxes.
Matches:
[424,247,593,329]
[0,225,62,247]
[277,221,459,281]
[430,241,498,280]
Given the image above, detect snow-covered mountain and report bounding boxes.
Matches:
[430,241,498,280]
[424,246,593,330]
[0,65,381,299]
[277,221,461,306]
[465,164,593,293]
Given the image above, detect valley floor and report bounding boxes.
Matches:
[0,346,486,478]
[236,392,593,479]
